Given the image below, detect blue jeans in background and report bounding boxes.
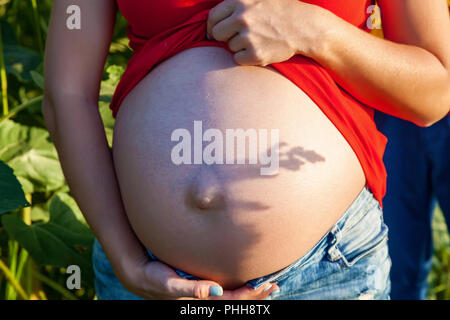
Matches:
[92,187,391,300]
[374,113,450,300]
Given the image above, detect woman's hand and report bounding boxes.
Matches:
[207,0,332,66]
[116,253,279,300]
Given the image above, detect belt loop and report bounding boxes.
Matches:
[327,224,343,261]
[327,245,341,261]
[330,224,342,242]
[330,224,338,235]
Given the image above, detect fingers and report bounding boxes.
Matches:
[234,49,266,66]
[210,15,241,42]
[143,260,278,300]
[163,275,279,300]
[207,0,263,66]
[208,282,279,300]
[207,0,236,39]
[140,261,224,299]
[166,277,225,299]
[228,33,248,53]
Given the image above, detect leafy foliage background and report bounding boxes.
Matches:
[0,0,448,300]
[0,0,130,300]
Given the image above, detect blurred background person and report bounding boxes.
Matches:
[374,113,449,299]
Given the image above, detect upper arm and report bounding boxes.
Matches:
[378,0,450,68]
[44,0,117,103]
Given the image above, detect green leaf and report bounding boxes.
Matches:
[0,160,30,214]
[105,65,124,85]
[1,192,95,286]
[3,44,41,82]
[1,18,41,83]
[98,66,120,146]
[0,120,65,192]
[104,127,114,149]
[30,205,49,222]
[99,101,115,130]
[49,192,88,227]
[100,65,124,97]
[99,101,115,147]
[30,70,44,90]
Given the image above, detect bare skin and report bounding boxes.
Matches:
[43,0,449,299]
[112,46,366,288]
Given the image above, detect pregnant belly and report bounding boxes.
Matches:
[112,47,366,289]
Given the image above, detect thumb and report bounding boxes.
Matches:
[167,277,224,299]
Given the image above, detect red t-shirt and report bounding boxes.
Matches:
[111,0,388,206]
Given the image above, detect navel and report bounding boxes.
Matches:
[186,166,226,211]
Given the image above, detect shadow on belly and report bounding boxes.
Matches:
[113,128,329,287]
[110,46,364,287]
[185,142,326,213]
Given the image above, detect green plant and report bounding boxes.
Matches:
[0,0,128,300]
[427,206,450,300]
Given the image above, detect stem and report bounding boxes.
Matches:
[15,249,28,289]
[30,0,43,54]
[31,271,78,300]
[0,21,8,115]
[0,95,43,124]
[0,272,3,294]
[25,258,32,296]
[5,240,18,299]
[14,193,31,292]
[0,259,29,300]
[25,259,46,300]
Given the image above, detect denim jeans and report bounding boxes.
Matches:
[92,187,391,300]
[374,113,450,300]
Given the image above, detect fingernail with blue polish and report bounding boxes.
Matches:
[210,286,223,297]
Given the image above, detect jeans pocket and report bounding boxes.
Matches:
[327,204,389,268]
[335,234,388,268]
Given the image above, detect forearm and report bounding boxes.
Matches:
[308,11,450,126]
[42,94,146,274]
